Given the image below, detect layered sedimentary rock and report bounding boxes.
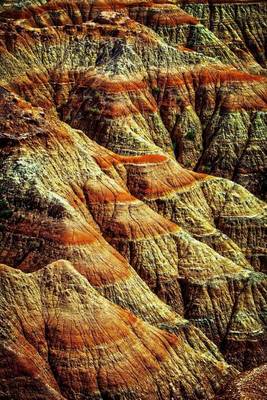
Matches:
[0,0,266,197]
[0,261,235,400]
[181,1,267,71]
[0,0,266,399]
[0,84,266,370]
[217,364,267,400]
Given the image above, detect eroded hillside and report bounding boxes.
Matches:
[0,0,266,399]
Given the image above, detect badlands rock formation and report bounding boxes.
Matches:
[217,364,267,400]
[0,0,266,399]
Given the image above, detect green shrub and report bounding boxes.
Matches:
[0,199,13,219]
[186,129,196,141]
[172,141,177,155]
[0,199,8,209]
[152,87,160,95]
[89,107,101,115]
[0,209,13,219]
[202,165,212,173]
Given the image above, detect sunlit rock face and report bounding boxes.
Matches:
[0,1,266,399]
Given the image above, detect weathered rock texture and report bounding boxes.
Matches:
[181,1,267,72]
[217,364,267,400]
[0,0,266,399]
[1,260,235,400]
[0,1,266,197]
